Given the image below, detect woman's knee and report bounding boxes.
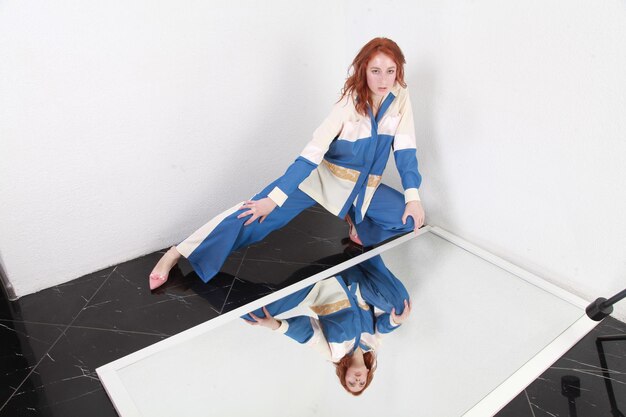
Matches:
[400,214,415,231]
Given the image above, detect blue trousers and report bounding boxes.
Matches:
[177,179,414,283]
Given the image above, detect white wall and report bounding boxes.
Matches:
[0,0,346,296]
[352,0,626,320]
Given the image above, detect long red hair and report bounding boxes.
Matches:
[334,351,377,396]
[340,37,407,116]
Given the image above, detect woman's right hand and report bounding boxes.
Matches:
[237,197,277,226]
[245,306,281,330]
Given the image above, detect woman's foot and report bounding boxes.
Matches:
[344,215,363,246]
[149,246,181,290]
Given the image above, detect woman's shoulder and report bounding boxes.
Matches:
[335,92,357,110]
[392,82,410,99]
[326,93,360,120]
[390,83,412,114]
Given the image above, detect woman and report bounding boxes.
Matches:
[149,37,425,290]
[243,255,412,395]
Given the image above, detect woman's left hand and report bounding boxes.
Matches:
[402,200,425,232]
[245,306,281,330]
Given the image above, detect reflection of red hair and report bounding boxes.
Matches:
[340,37,407,116]
[334,351,377,396]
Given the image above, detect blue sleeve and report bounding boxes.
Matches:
[284,316,315,344]
[274,156,318,198]
[393,149,422,191]
[375,313,401,334]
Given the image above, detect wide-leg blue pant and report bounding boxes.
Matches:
[176,178,414,283]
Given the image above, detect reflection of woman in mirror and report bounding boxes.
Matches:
[243,256,411,395]
[149,37,425,290]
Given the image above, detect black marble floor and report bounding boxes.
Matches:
[494,319,626,417]
[0,206,365,417]
[1,206,624,417]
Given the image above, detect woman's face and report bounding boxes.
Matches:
[366,52,397,99]
[345,364,369,393]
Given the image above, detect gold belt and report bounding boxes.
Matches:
[310,300,371,316]
[322,160,381,188]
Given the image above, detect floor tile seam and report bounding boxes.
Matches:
[63,324,172,337]
[44,387,105,410]
[0,318,73,327]
[0,323,72,411]
[67,266,118,327]
[0,268,118,411]
[0,321,66,348]
[524,389,537,417]
[0,267,118,327]
[219,247,249,314]
[0,267,120,411]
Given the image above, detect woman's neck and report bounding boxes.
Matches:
[350,347,366,367]
[370,95,384,117]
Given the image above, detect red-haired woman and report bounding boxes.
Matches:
[149,37,425,289]
[243,255,412,395]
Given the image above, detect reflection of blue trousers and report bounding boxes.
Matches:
[341,255,410,315]
[177,178,414,283]
[242,254,410,322]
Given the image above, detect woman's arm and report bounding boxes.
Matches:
[393,89,425,230]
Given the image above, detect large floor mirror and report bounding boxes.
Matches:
[97,226,596,417]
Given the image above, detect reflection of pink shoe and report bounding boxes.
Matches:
[344,215,363,246]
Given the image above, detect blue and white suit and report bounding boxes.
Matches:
[177,83,422,283]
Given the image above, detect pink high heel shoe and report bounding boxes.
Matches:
[148,247,180,291]
[344,215,363,246]
[149,272,168,291]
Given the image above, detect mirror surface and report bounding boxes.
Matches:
[106,230,586,416]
